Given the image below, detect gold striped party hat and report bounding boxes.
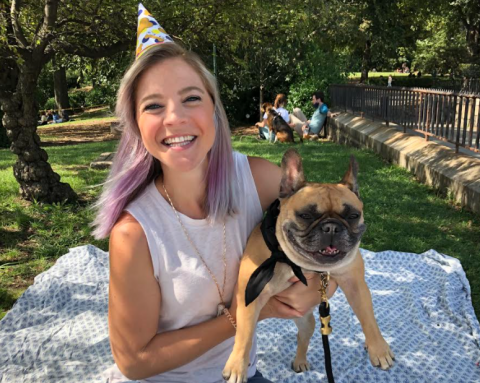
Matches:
[136,3,174,59]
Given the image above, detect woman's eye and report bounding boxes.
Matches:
[185,96,201,102]
[145,104,162,111]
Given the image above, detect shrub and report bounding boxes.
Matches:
[84,84,118,109]
[288,48,348,116]
[43,97,56,111]
[68,91,87,109]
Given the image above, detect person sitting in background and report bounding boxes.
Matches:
[61,110,70,122]
[38,112,48,126]
[289,91,329,140]
[255,102,274,142]
[46,110,54,123]
[52,111,63,124]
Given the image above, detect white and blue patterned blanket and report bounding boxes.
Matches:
[1,245,479,383]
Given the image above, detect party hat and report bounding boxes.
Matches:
[136,3,174,59]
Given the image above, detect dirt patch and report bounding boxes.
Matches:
[231,125,258,136]
[38,120,119,146]
[37,120,258,146]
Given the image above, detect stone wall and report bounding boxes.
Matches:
[328,112,480,215]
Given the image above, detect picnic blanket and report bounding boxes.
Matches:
[1,245,479,383]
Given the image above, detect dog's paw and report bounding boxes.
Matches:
[292,357,310,373]
[222,357,249,383]
[365,339,395,370]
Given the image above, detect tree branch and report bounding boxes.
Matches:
[35,0,59,53]
[55,17,92,29]
[59,39,133,58]
[10,0,29,47]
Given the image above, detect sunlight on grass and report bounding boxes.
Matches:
[349,72,411,78]
[1,136,479,320]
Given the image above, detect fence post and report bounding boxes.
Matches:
[361,87,365,118]
[385,95,389,127]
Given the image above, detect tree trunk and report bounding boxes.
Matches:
[465,27,479,63]
[1,62,77,203]
[259,85,264,121]
[360,40,371,84]
[53,66,70,117]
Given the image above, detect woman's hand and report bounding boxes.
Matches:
[259,273,338,321]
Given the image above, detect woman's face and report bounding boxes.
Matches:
[135,57,216,174]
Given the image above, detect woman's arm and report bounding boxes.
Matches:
[108,213,237,380]
[255,119,267,128]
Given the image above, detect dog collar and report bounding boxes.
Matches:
[245,199,308,306]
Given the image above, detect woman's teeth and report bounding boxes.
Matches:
[163,135,195,147]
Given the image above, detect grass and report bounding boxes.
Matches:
[0,140,117,319]
[349,72,411,78]
[1,134,479,321]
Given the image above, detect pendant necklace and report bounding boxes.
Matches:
[162,182,228,317]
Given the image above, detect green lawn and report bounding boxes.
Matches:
[1,136,479,321]
[349,72,411,78]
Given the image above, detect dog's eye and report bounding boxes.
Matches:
[299,213,313,220]
[348,213,360,220]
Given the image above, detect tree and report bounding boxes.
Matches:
[53,64,70,115]
[0,0,134,203]
[450,0,480,64]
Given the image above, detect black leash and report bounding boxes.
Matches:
[319,300,335,383]
[246,199,335,382]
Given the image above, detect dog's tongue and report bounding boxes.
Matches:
[325,246,337,253]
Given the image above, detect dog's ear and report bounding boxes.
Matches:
[279,149,306,198]
[340,155,360,197]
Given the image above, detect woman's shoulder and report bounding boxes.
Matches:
[110,212,146,247]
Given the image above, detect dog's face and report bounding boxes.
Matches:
[260,102,274,115]
[276,149,366,272]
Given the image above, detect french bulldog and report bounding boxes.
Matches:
[223,149,394,383]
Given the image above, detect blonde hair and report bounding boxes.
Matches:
[92,43,237,239]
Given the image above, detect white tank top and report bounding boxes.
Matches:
[105,152,263,383]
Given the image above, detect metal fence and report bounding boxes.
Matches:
[461,78,480,94]
[330,84,480,153]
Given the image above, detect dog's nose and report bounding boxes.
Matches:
[321,222,341,234]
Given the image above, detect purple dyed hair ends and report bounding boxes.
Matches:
[92,43,237,239]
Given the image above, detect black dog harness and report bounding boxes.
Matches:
[245,199,307,306]
[245,199,336,383]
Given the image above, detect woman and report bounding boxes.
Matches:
[94,6,324,382]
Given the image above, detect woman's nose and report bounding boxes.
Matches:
[163,101,187,126]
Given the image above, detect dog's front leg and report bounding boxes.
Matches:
[292,311,315,372]
[222,289,269,383]
[223,261,293,383]
[334,252,395,370]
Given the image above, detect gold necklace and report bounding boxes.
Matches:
[162,182,228,317]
